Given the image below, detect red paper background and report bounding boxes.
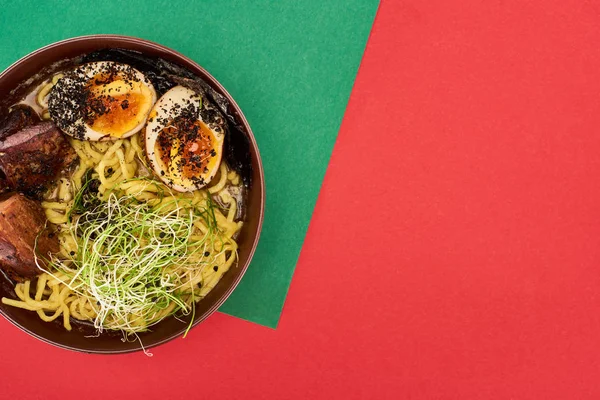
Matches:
[2,1,600,398]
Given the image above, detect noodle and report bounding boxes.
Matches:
[36,73,63,120]
[1,126,244,334]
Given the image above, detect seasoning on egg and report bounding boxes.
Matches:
[48,61,157,141]
[145,85,226,192]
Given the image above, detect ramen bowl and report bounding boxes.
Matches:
[0,35,265,354]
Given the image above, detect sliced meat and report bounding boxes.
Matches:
[0,105,40,141]
[0,171,8,196]
[0,193,59,281]
[0,121,57,151]
[0,106,42,196]
[0,121,75,199]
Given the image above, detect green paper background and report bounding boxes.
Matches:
[0,0,379,328]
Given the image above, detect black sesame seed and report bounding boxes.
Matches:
[204,251,210,257]
[70,251,75,256]
[213,266,218,272]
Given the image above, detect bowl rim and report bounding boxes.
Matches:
[0,34,265,354]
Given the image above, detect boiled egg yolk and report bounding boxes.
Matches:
[145,86,225,192]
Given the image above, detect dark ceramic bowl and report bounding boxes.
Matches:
[0,35,264,353]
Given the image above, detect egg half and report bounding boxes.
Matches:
[48,61,156,140]
[145,85,226,192]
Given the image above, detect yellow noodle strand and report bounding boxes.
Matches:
[5,132,243,334]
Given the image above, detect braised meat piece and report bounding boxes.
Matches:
[0,105,40,141]
[0,121,75,199]
[0,106,42,195]
[0,193,58,281]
